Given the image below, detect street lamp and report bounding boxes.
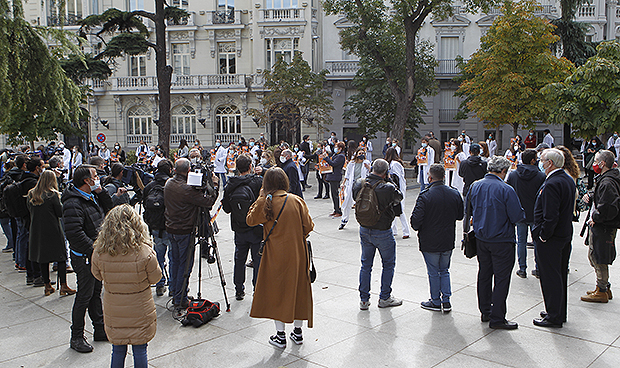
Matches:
[100,120,110,129]
[198,118,206,128]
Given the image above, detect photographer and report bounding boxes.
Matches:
[164,158,219,312]
[222,154,263,301]
[102,163,129,208]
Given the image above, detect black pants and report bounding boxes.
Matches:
[303,164,310,185]
[476,240,515,325]
[586,169,595,189]
[71,256,104,338]
[316,173,329,197]
[233,229,262,293]
[40,261,67,284]
[536,237,571,324]
[329,181,341,214]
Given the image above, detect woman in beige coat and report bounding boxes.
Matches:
[91,204,162,368]
[247,167,314,349]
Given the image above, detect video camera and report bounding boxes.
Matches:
[188,161,217,198]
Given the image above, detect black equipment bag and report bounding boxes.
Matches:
[181,299,220,327]
[3,180,28,218]
[462,230,477,259]
[143,183,165,230]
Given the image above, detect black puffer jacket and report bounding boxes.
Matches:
[506,164,546,223]
[592,168,620,228]
[352,173,403,230]
[222,174,263,233]
[62,184,113,257]
[458,155,487,197]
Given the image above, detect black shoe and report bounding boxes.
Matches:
[442,302,452,312]
[93,329,108,342]
[533,317,562,328]
[516,270,527,278]
[235,291,245,301]
[481,314,491,322]
[169,289,174,297]
[490,321,518,330]
[156,285,166,297]
[527,242,535,249]
[305,184,312,189]
[70,336,94,353]
[338,223,346,230]
[323,195,330,199]
[314,195,322,199]
[246,260,254,268]
[532,269,539,278]
[26,276,34,285]
[33,276,45,287]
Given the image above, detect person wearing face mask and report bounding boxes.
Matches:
[383,137,392,157]
[102,163,130,208]
[416,138,435,191]
[257,133,268,150]
[98,143,110,164]
[386,147,410,239]
[459,143,486,197]
[458,135,470,156]
[361,135,374,159]
[62,165,114,352]
[214,140,228,188]
[86,141,98,160]
[606,131,619,156]
[280,149,304,198]
[292,144,307,190]
[136,140,149,162]
[320,142,346,216]
[111,143,126,164]
[339,147,371,230]
[584,137,603,189]
[525,130,537,149]
[486,134,497,157]
[188,148,202,166]
[58,142,72,177]
[71,146,84,177]
[504,139,522,174]
[391,139,401,156]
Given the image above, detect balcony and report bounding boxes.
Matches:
[259,8,304,22]
[578,5,596,18]
[486,4,556,15]
[439,109,460,123]
[127,135,153,146]
[324,60,360,78]
[436,59,464,76]
[88,74,249,93]
[171,134,196,145]
[214,133,241,144]
[47,14,82,26]
[206,10,243,25]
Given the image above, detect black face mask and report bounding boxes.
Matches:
[357,155,365,160]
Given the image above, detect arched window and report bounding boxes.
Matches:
[215,105,241,134]
[127,106,152,136]
[171,105,196,134]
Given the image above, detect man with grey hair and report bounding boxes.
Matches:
[465,156,525,329]
[532,148,576,327]
[411,164,463,312]
[353,159,403,310]
[580,149,620,304]
[279,149,303,198]
[164,158,219,313]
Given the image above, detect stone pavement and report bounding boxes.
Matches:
[0,175,619,368]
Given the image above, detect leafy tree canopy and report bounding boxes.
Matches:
[542,41,620,139]
[456,0,573,136]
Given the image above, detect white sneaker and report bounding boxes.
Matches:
[360,300,371,310]
[378,296,403,308]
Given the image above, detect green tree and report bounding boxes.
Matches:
[344,41,437,142]
[552,0,596,67]
[456,0,573,138]
[79,4,188,154]
[542,41,620,139]
[323,0,496,144]
[0,0,84,145]
[249,53,334,144]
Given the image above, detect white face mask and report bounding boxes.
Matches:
[451,145,457,150]
[458,137,463,142]
[190,157,200,164]
[421,143,428,148]
[115,146,120,150]
[260,158,267,165]
[280,156,287,163]
[90,179,100,191]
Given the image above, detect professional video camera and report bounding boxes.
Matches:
[122,163,155,206]
[188,161,217,198]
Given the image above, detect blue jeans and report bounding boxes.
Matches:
[152,229,173,288]
[217,172,227,188]
[359,227,396,301]
[234,229,262,293]
[419,170,426,191]
[422,250,453,304]
[15,217,28,268]
[111,344,147,368]
[1,217,14,250]
[516,222,536,272]
[168,233,195,306]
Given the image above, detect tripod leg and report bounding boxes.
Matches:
[211,238,230,312]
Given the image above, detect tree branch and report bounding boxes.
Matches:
[131,10,156,21]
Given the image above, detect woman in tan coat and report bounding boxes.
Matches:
[91,204,162,368]
[247,167,315,349]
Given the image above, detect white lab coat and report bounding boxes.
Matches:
[390,160,410,237]
[341,159,371,223]
[417,146,435,185]
[486,139,497,156]
[543,133,554,147]
[214,146,228,174]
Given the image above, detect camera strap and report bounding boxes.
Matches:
[259,194,288,256]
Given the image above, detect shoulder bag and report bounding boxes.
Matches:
[258,194,288,256]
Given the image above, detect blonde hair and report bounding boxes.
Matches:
[94,204,152,256]
[27,170,59,206]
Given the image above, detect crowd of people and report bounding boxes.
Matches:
[0,127,618,366]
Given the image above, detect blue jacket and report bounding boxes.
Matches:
[281,159,303,198]
[465,173,525,243]
[324,153,345,182]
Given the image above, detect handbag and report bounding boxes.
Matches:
[258,194,288,256]
[462,229,477,258]
[307,240,316,283]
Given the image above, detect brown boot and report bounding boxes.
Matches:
[581,287,609,303]
[586,286,613,300]
[59,283,76,296]
[44,283,55,296]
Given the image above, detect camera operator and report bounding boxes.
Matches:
[222,154,263,301]
[101,163,129,208]
[164,158,219,312]
[48,156,67,192]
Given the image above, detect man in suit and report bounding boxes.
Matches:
[532,148,576,328]
[279,149,303,198]
[299,135,312,189]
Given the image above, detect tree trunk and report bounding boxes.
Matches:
[513,123,518,139]
[155,0,172,155]
[495,125,501,152]
[391,96,410,146]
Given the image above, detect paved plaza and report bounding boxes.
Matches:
[0,176,619,368]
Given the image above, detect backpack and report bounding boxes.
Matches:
[222,182,257,232]
[355,180,385,227]
[0,175,14,217]
[143,182,165,231]
[3,180,28,218]
[181,299,220,328]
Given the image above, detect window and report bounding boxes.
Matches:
[172,105,197,135]
[218,0,234,11]
[218,43,236,74]
[439,89,459,123]
[127,106,153,135]
[48,0,82,25]
[172,43,190,75]
[130,55,146,76]
[92,0,99,14]
[172,0,189,8]
[266,0,298,8]
[127,0,144,11]
[439,36,459,60]
[266,38,299,68]
[215,105,242,134]
[441,130,459,143]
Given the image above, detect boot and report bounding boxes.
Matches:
[587,285,612,300]
[59,283,76,296]
[44,283,55,296]
[581,287,609,303]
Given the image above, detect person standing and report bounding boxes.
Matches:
[246,167,314,348]
[524,130,537,149]
[111,143,126,164]
[464,156,525,329]
[543,129,555,148]
[583,137,603,189]
[426,133,443,164]
[361,135,373,159]
[353,159,404,310]
[62,165,114,353]
[458,143,486,197]
[312,142,330,200]
[532,148,576,328]
[385,147,410,239]
[382,137,392,157]
[486,133,497,157]
[214,139,228,188]
[102,163,130,208]
[300,135,312,188]
[580,150,620,304]
[280,149,304,198]
[222,154,263,301]
[98,143,111,164]
[177,139,189,159]
[416,137,435,191]
[320,142,346,216]
[339,148,371,230]
[411,164,463,312]
[91,204,162,368]
[506,149,546,279]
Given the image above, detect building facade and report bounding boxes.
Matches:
[18,0,620,157]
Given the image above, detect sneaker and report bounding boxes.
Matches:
[156,285,166,297]
[532,269,540,278]
[16,265,27,273]
[246,260,254,268]
[33,276,45,287]
[235,291,245,301]
[360,300,371,310]
[290,328,303,345]
[527,242,535,249]
[26,276,34,285]
[442,302,452,312]
[338,222,346,230]
[332,213,342,218]
[2,247,13,253]
[269,333,286,348]
[378,296,403,308]
[516,270,527,278]
[420,300,441,312]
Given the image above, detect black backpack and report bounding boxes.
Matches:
[222,183,256,232]
[0,175,15,217]
[355,180,385,227]
[3,179,28,218]
[143,182,165,231]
